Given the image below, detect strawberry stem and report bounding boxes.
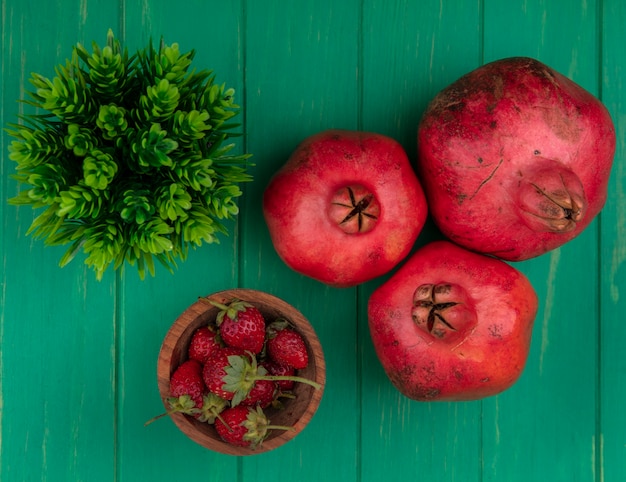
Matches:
[214,410,233,431]
[144,412,170,426]
[144,394,199,426]
[144,406,195,426]
[256,374,321,390]
[199,296,255,325]
[267,425,297,432]
[198,297,229,311]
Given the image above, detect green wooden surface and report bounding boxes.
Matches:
[1,1,624,481]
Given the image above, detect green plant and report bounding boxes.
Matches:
[6,29,252,280]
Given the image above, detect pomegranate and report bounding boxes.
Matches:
[263,129,428,287]
[417,57,615,261]
[368,240,538,401]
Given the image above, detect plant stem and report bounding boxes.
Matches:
[257,375,321,390]
[144,412,170,426]
[267,425,297,432]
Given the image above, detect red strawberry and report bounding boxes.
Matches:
[203,349,321,407]
[260,360,296,391]
[145,359,205,426]
[169,359,205,408]
[211,299,266,353]
[202,347,247,401]
[214,405,294,449]
[267,322,309,369]
[241,379,277,408]
[188,326,221,364]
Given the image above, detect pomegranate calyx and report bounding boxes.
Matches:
[517,161,587,233]
[411,283,477,340]
[328,184,380,234]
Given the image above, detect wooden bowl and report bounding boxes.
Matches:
[156,288,326,455]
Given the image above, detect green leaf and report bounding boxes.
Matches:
[26,204,66,239]
[83,149,118,190]
[140,78,180,121]
[156,182,192,221]
[27,55,97,124]
[130,123,178,168]
[81,218,126,280]
[170,153,215,191]
[23,161,70,205]
[57,183,109,218]
[171,109,211,147]
[119,188,155,225]
[64,123,98,156]
[130,217,174,255]
[96,104,128,139]
[75,29,135,103]
[178,204,219,246]
[8,127,62,168]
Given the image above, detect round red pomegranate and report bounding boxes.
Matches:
[368,240,538,401]
[417,57,616,261]
[263,129,428,287]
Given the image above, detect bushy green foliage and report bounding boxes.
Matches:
[6,29,252,280]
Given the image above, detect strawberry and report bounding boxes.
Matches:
[267,321,309,369]
[202,347,247,401]
[169,359,205,408]
[188,326,222,364]
[214,405,255,447]
[241,379,277,408]
[145,359,205,426]
[210,298,266,353]
[203,349,321,406]
[214,405,294,449]
[260,360,296,391]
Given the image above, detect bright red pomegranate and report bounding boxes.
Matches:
[368,240,538,401]
[417,57,615,261]
[263,129,428,287]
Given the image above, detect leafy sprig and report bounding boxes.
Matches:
[6,29,252,280]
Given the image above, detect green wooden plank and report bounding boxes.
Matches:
[240,0,361,479]
[482,1,601,481]
[359,1,483,480]
[600,1,626,480]
[115,1,243,479]
[0,2,120,481]
[1,1,624,481]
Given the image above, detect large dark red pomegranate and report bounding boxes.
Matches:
[417,57,615,261]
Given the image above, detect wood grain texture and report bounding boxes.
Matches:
[600,1,626,481]
[1,0,624,481]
